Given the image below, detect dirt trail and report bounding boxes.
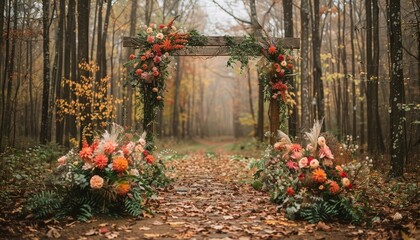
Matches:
[50,153,371,239]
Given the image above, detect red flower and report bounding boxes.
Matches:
[145,155,155,164]
[346,184,353,190]
[129,54,135,60]
[153,71,159,77]
[278,70,285,78]
[287,63,293,69]
[161,38,172,51]
[268,45,277,54]
[298,173,305,181]
[135,69,143,76]
[152,44,161,52]
[143,150,149,157]
[141,55,147,61]
[142,64,148,70]
[339,172,348,178]
[277,54,285,61]
[159,24,165,29]
[286,187,295,196]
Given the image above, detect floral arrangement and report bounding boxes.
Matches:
[124,18,206,148]
[25,124,170,221]
[251,121,363,223]
[224,35,294,104]
[261,43,294,103]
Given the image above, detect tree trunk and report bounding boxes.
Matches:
[387,0,405,178]
[172,57,182,139]
[283,0,296,137]
[350,0,357,140]
[341,2,349,137]
[40,0,51,144]
[311,0,325,130]
[77,0,91,144]
[0,0,12,151]
[246,65,257,137]
[300,0,310,131]
[55,0,65,144]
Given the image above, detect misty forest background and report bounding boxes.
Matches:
[0,0,419,173]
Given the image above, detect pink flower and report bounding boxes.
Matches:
[156,33,164,39]
[291,151,303,159]
[57,156,67,165]
[286,161,299,170]
[103,140,118,155]
[94,154,108,169]
[138,138,146,146]
[306,144,313,151]
[147,35,155,43]
[153,56,161,63]
[319,145,334,159]
[288,143,303,152]
[90,175,104,189]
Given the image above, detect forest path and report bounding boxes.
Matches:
[57,153,357,239]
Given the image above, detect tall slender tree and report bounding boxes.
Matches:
[300,0,310,131]
[284,0,296,137]
[387,0,405,178]
[77,0,91,144]
[40,0,51,144]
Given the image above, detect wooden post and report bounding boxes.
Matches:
[269,99,280,145]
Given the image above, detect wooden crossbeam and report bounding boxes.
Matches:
[122,36,300,56]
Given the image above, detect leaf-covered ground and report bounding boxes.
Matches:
[1,139,418,239]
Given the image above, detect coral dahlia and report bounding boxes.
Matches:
[312,168,327,183]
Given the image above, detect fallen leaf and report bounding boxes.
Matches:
[152,220,164,226]
[139,226,151,231]
[167,221,185,227]
[144,233,161,238]
[46,227,61,238]
[99,227,109,234]
[98,223,108,227]
[223,215,234,220]
[316,222,331,231]
[84,229,97,236]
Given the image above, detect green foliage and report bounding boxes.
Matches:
[24,190,62,219]
[224,35,261,70]
[124,192,144,217]
[187,29,208,46]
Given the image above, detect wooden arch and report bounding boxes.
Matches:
[123,35,300,144]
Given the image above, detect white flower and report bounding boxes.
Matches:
[146,27,153,33]
[156,33,164,39]
[129,169,139,176]
[318,136,326,147]
[310,159,319,168]
[171,26,177,31]
[299,157,308,168]
[341,177,351,187]
[281,61,287,67]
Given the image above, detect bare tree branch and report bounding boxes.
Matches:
[212,0,252,25]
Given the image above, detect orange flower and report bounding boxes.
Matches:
[79,145,92,160]
[161,38,172,51]
[328,180,340,194]
[113,156,128,172]
[116,182,131,195]
[268,45,277,54]
[145,155,155,164]
[288,143,302,152]
[312,168,327,183]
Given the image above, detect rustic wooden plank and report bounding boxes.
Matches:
[122,36,300,49]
